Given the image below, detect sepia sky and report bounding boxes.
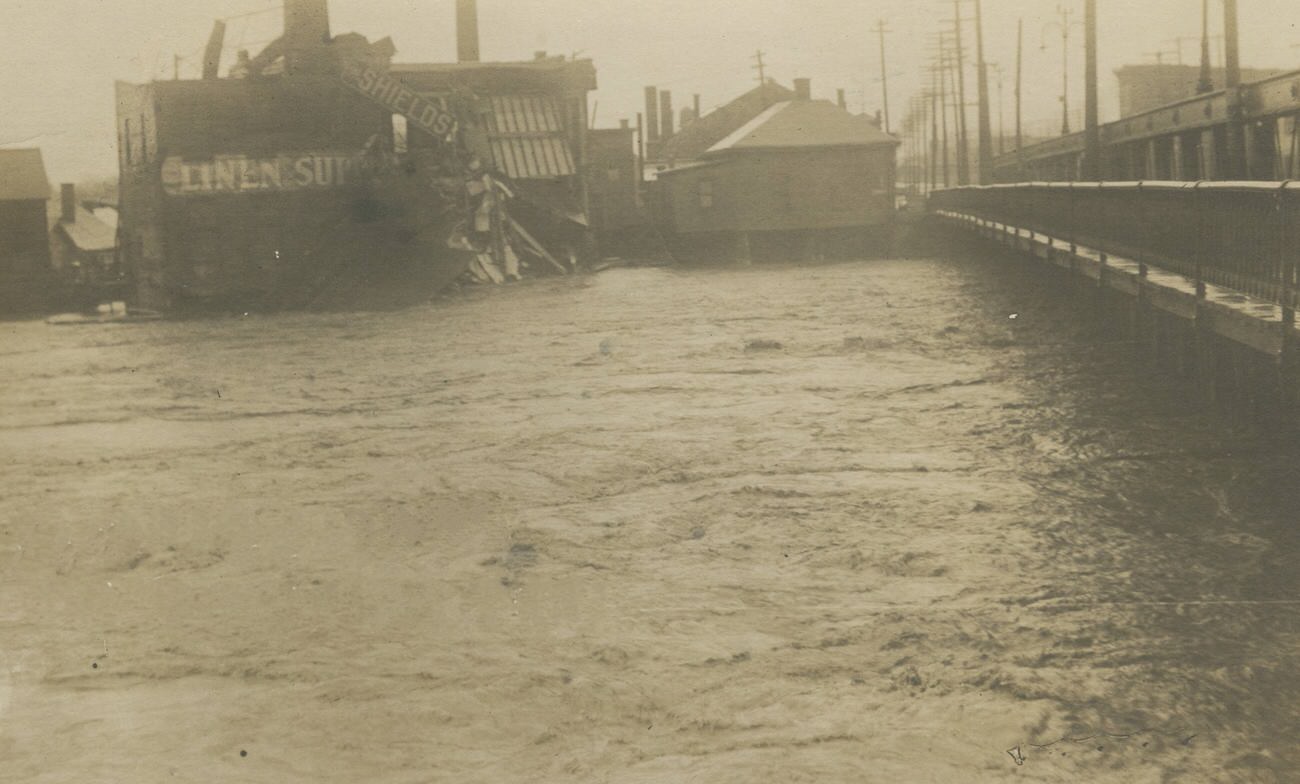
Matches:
[2,1,1299,182]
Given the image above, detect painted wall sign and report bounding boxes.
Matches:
[340,59,458,140]
[161,153,364,196]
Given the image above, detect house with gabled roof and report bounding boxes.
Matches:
[654,80,899,262]
[52,184,125,298]
[657,81,796,167]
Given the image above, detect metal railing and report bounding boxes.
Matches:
[930,181,1300,316]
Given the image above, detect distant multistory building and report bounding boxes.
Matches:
[1115,64,1286,118]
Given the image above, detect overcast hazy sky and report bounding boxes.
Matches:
[3,1,1299,182]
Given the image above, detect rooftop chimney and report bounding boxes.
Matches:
[283,0,331,75]
[660,90,675,139]
[794,78,812,100]
[837,89,847,110]
[60,184,76,224]
[645,87,661,143]
[457,0,481,63]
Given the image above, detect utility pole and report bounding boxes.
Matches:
[940,64,951,188]
[1015,20,1023,151]
[1223,0,1246,177]
[1083,0,1100,181]
[1223,0,1241,88]
[872,19,892,134]
[946,47,962,186]
[1042,4,1075,136]
[931,68,940,191]
[752,50,767,85]
[974,0,993,184]
[935,50,951,188]
[920,96,931,194]
[991,63,1005,155]
[952,0,970,185]
[1197,0,1214,93]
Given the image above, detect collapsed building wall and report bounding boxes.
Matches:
[116,2,597,311]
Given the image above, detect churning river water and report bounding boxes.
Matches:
[2,249,1299,783]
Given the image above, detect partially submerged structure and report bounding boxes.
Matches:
[656,81,797,169]
[0,149,54,313]
[115,0,595,310]
[654,80,899,262]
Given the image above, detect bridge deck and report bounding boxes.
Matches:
[938,210,1297,363]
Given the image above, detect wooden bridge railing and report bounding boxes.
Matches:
[930,181,1300,316]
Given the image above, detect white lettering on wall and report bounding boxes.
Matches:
[161,153,365,197]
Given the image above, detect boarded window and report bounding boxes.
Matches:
[698,180,714,209]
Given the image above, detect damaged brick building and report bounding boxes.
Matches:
[115,0,595,310]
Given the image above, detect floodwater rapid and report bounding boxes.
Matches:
[3,250,1299,782]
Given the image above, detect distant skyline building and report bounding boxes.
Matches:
[1115,63,1285,118]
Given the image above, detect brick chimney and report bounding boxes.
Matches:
[60,184,76,224]
[645,87,660,143]
[660,90,675,139]
[794,78,812,100]
[457,0,481,62]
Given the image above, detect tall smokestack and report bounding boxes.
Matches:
[660,90,674,139]
[457,0,481,63]
[283,0,331,75]
[645,87,660,143]
[60,184,76,224]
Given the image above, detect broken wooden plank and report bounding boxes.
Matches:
[507,216,567,274]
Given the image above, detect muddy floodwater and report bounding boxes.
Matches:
[3,252,1300,783]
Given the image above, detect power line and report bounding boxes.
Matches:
[220,5,283,23]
